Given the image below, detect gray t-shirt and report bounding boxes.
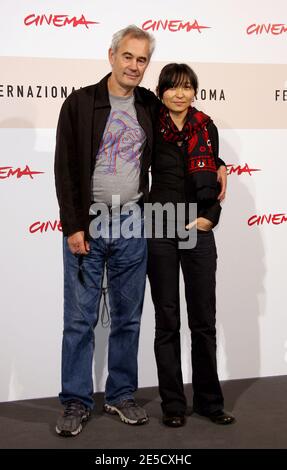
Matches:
[91,93,146,206]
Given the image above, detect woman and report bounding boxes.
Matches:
[148,63,235,427]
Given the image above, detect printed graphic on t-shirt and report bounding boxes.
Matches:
[96,110,145,175]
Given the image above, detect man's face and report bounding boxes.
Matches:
[109,34,150,92]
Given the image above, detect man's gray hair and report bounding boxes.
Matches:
[110,25,155,59]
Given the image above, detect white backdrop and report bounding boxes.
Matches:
[0,0,286,402]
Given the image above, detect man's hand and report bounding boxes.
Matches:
[186,217,213,231]
[67,231,90,255]
[217,165,227,202]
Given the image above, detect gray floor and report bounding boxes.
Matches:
[0,375,286,449]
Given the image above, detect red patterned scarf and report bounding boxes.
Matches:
[159,105,218,202]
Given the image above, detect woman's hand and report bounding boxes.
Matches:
[185,217,213,231]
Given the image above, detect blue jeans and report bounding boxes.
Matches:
[59,212,147,410]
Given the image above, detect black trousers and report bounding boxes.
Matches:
[147,230,224,416]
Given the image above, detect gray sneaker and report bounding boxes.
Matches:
[56,400,91,437]
[104,399,148,425]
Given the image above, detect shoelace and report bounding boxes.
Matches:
[120,399,137,408]
[63,400,86,417]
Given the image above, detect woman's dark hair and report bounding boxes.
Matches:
[156,63,198,99]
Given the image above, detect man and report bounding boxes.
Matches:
[54,25,158,436]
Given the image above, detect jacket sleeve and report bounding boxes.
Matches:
[54,93,85,236]
[200,121,223,227]
[207,122,226,168]
[198,200,222,228]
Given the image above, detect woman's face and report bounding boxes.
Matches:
[162,78,195,115]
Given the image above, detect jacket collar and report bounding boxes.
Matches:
[94,73,144,108]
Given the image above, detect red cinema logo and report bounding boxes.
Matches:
[226,163,261,176]
[248,213,287,226]
[0,165,44,179]
[246,23,287,35]
[24,14,99,29]
[142,19,210,33]
[29,220,62,234]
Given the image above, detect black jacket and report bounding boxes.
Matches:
[149,121,224,227]
[54,73,158,237]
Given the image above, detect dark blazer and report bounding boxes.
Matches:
[54,73,158,237]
